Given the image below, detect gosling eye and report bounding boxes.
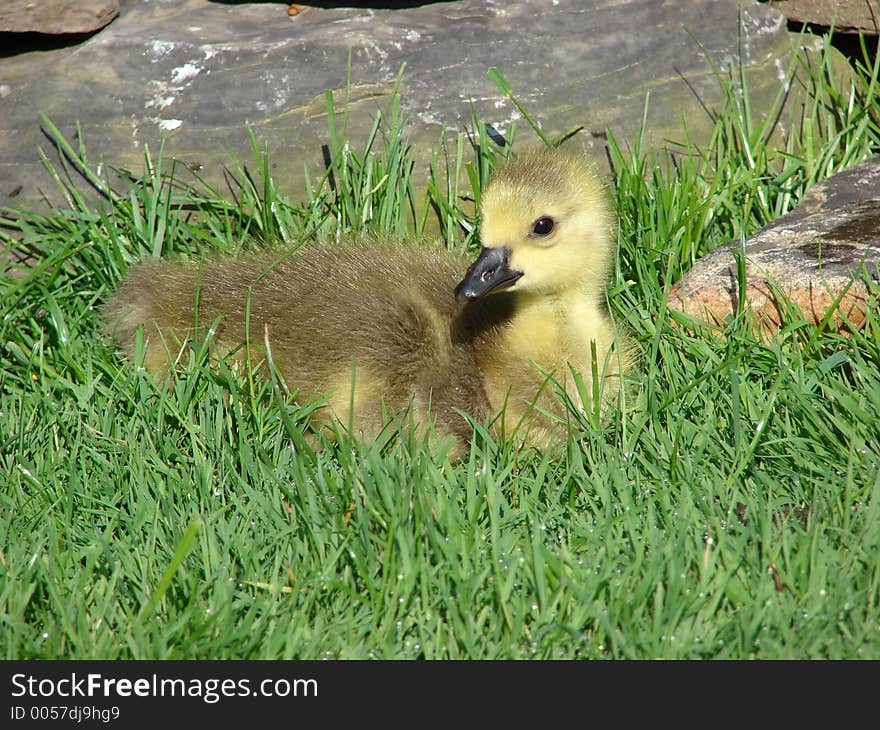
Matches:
[531,216,555,237]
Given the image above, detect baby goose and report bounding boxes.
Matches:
[102,148,630,453]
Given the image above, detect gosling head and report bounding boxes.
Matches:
[455,149,614,303]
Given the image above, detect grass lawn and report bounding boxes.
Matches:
[1,38,879,660]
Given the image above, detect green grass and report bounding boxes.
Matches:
[1,35,879,659]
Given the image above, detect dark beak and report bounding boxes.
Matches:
[454,246,523,302]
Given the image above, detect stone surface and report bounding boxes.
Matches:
[0,0,120,35]
[0,0,816,214]
[766,0,879,34]
[669,156,880,332]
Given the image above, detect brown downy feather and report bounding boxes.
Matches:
[102,241,490,449]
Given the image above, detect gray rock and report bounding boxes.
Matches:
[669,156,880,332]
[0,0,815,214]
[0,0,119,34]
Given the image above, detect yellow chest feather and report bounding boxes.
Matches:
[478,293,619,442]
